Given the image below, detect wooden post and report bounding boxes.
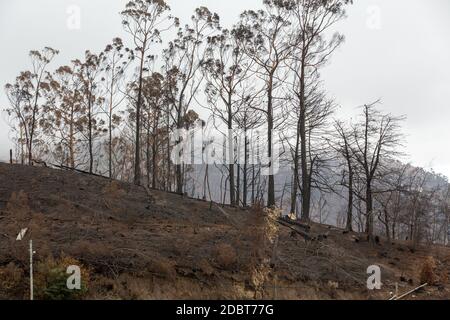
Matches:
[10,149,13,164]
[29,240,34,300]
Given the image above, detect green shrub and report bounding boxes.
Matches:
[36,256,89,300]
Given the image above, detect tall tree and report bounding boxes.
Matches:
[141,72,165,189]
[73,51,104,173]
[163,6,220,194]
[234,92,263,206]
[41,64,84,168]
[237,0,296,207]
[5,47,59,164]
[202,28,254,205]
[350,102,405,242]
[288,0,350,222]
[332,120,355,231]
[99,37,134,178]
[121,0,172,185]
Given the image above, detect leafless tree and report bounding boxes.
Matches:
[331,120,355,231]
[350,101,405,242]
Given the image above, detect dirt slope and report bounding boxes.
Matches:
[0,163,449,300]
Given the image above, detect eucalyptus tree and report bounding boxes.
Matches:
[99,37,134,178]
[141,72,165,189]
[202,28,255,205]
[121,0,173,185]
[287,0,351,222]
[163,6,220,194]
[4,47,59,164]
[236,0,296,208]
[234,92,263,207]
[73,51,104,173]
[284,70,335,220]
[41,64,84,168]
[4,82,28,163]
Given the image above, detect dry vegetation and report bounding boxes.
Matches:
[0,163,449,300]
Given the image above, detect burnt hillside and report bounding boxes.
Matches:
[0,163,449,300]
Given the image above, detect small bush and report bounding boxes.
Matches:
[420,256,437,285]
[214,243,237,270]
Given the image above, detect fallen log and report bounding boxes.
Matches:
[277,219,313,241]
[279,216,311,231]
[389,283,428,300]
[50,163,110,180]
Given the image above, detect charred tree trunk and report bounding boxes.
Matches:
[290,121,301,216]
[87,84,93,174]
[346,161,354,232]
[299,52,310,222]
[243,135,248,207]
[366,182,374,242]
[134,48,146,186]
[267,77,275,208]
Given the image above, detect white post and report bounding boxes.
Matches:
[29,239,34,300]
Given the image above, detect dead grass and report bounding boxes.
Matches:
[197,258,214,276]
[0,262,26,299]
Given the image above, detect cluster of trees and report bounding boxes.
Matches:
[329,103,449,245]
[4,0,449,245]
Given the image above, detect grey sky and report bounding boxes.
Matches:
[0,0,449,178]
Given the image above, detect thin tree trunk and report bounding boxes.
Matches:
[166,108,171,192]
[299,52,310,222]
[251,164,255,205]
[134,48,146,186]
[291,126,300,216]
[384,209,391,242]
[87,84,93,174]
[243,135,248,207]
[346,162,354,231]
[267,78,275,208]
[366,182,374,242]
[108,83,114,178]
[69,106,75,169]
[146,118,151,187]
[152,127,157,189]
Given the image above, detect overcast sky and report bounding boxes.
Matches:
[0,0,449,178]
